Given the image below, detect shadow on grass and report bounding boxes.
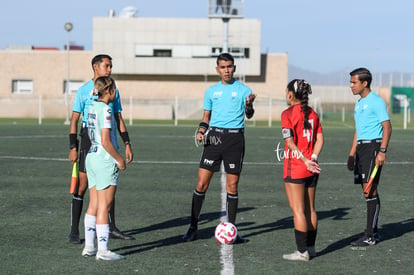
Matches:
[116,207,254,255]
[242,207,352,238]
[318,218,414,256]
[116,207,354,256]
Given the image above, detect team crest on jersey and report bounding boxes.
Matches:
[232,91,237,97]
[106,108,112,120]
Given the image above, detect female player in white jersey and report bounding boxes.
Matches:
[81,76,126,261]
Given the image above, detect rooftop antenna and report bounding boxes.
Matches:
[119,6,138,17]
[208,0,244,54]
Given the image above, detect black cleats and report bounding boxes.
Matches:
[233,235,249,244]
[183,226,198,242]
[68,233,81,244]
[350,233,376,246]
[110,228,135,240]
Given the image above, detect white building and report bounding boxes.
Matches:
[0,11,289,120]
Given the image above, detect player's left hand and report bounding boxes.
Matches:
[245,94,256,106]
[376,153,386,167]
[125,145,134,164]
[305,158,321,174]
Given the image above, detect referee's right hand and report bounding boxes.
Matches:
[347,156,354,171]
[69,148,78,163]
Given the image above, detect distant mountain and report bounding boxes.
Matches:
[288,65,414,87]
[288,65,349,86]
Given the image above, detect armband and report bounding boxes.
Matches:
[120,132,131,145]
[69,134,78,150]
[282,128,293,139]
[199,121,209,131]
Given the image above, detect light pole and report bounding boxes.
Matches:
[64,22,73,125]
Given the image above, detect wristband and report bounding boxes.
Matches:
[69,134,78,150]
[120,132,130,145]
[199,121,209,131]
[311,153,318,161]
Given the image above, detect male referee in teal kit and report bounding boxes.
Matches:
[183,53,256,244]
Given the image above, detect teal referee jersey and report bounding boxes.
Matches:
[204,80,253,129]
[354,91,390,140]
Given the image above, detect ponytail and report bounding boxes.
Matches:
[287,79,313,129]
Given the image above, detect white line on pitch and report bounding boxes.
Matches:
[1,156,413,166]
[219,163,234,275]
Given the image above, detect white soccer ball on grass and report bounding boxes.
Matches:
[214,222,238,244]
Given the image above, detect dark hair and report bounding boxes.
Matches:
[91,54,112,69]
[287,79,313,129]
[216,53,234,65]
[350,67,372,88]
[94,76,115,97]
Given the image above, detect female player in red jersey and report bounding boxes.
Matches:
[281,79,323,261]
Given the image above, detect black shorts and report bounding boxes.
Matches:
[284,175,319,188]
[199,127,245,174]
[354,140,382,185]
[78,126,91,173]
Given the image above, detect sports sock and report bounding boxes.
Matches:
[307,229,317,247]
[226,193,238,225]
[84,214,96,248]
[96,224,110,251]
[294,229,308,253]
[373,195,380,233]
[71,195,83,235]
[366,196,378,235]
[109,198,116,231]
[190,190,205,228]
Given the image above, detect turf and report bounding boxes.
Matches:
[0,120,413,274]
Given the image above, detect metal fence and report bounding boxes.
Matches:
[0,85,365,125]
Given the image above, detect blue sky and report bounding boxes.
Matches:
[1,0,413,74]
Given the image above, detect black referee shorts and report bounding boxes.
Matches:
[354,140,382,185]
[199,127,245,174]
[78,126,91,173]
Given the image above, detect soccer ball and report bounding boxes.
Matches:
[215,222,238,244]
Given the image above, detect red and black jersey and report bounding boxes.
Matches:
[281,104,322,179]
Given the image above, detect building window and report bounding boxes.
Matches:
[63,80,84,94]
[153,49,172,57]
[12,80,33,94]
[211,47,250,58]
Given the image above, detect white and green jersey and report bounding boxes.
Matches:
[85,100,120,189]
[86,101,116,161]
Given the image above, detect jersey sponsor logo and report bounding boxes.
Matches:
[355,103,368,114]
[88,113,96,119]
[213,91,223,98]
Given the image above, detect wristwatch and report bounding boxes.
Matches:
[379,147,387,153]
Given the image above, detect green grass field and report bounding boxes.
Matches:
[1,119,413,274]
